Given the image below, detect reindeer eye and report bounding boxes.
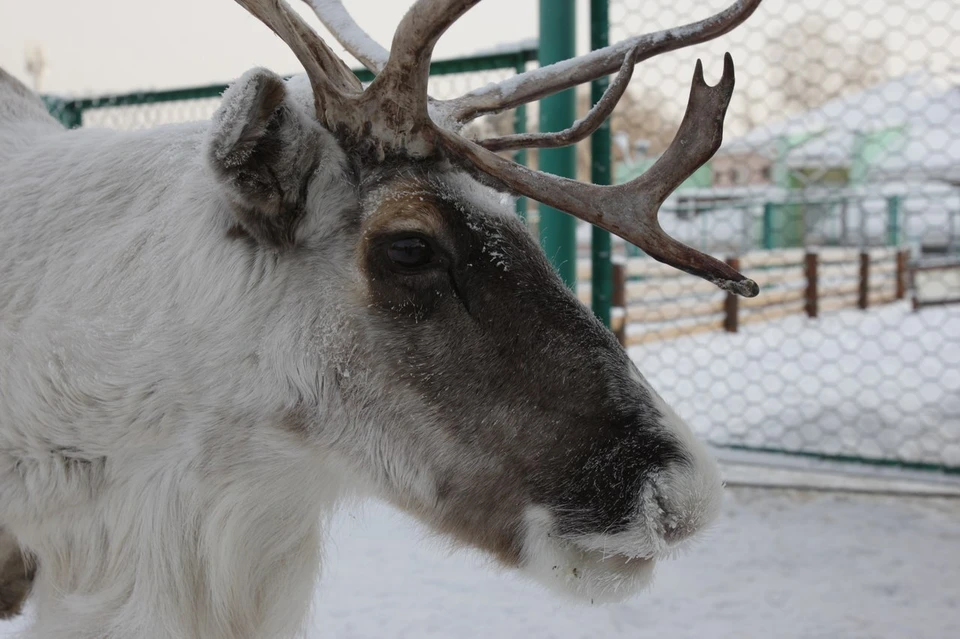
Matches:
[386,237,435,270]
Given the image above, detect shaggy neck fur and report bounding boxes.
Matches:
[25,448,340,639]
[0,100,363,636]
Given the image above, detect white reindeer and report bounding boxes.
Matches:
[0,0,761,637]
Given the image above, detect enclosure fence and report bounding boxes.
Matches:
[42,0,960,474]
[600,0,960,474]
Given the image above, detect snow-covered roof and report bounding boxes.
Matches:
[722,72,960,183]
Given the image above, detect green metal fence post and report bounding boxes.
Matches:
[763,202,775,250]
[513,56,529,221]
[538,0,578,289]
[887,195,900,246]
[590,0,612,327]
[55,100,83,129]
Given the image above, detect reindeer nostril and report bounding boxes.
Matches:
[649,483,697,545]
[662,520,695,544]
[643,462,723,548]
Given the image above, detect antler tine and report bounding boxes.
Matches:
[234,0,362,125]
[479,45,638,153]
[632,54,734,206]
[435,54,759,298]
[438,0,761,126]
[301,0,389,74]
[359,0,481,137]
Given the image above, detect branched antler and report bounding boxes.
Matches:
[479,46,638,153]
[436,54,757,297]
[356,0,481,154]
[233,0,764,296]
[303,0,389,74]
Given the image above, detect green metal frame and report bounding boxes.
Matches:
[537,0,578,290]
[43,48,538,129]
[887,195,901,246]
[725,444,960,476]
[513,59,530,220]
[590,0,612,327]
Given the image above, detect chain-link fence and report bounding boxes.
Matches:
[594,0,960,472]
[43,49,536,132]
[42,2,960,474]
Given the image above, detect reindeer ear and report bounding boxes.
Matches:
[206,68,322,248]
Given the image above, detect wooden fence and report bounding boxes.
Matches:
[576,247,908,347]
[911,258,960,310]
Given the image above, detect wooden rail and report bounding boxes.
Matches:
[604,247,909,347]
[911,258,960,310]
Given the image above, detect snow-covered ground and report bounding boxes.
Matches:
[314,487,960,639]
[5,486,957,638]
[629,301,960,469]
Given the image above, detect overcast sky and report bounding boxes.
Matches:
[0,0,552,95]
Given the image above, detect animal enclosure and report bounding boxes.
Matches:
[40,0,960,477]
[600,0,960,474]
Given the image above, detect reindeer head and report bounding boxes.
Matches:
[209,0,761,601]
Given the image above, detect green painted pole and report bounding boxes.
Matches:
[763,202,775,250]
[538,0,578,289]
[887,195,900,246]
[514,57,529,221]
[590,0,612,327]
[56,101,83,129]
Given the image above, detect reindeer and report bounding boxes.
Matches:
[0,0,761,636]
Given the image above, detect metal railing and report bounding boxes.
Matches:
[43,48,537,130]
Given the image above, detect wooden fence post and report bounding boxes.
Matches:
[611,262,627,346]
[858,251,870,310]
[723,256,740,333]
[804,251,819,318]
[896,249,908,300]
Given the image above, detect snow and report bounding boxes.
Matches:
[628,301,960,469]
[5,485,958,638]
[722,71,960,184]
[308,489,960,638]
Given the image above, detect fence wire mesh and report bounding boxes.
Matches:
[44,64,529,133]
[595,0,960,472]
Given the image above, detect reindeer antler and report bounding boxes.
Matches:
[235,0,361,129]
[434,53,757,297]
[303,0,389,74]
[235,0,763,297]
[356,0,481,156]
[478,46,639,153]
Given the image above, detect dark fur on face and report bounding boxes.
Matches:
[342,172,688,564]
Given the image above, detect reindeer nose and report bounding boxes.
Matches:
[645,455,724,548]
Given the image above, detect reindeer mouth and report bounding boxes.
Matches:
[529,541,658,603]
[572,545,658,579]
[518,507,659,603]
